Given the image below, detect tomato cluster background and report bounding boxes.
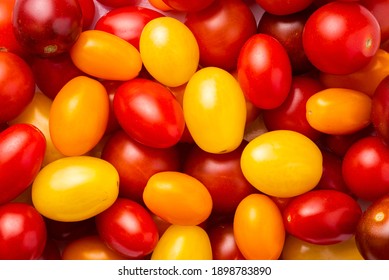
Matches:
[1,0,389,260]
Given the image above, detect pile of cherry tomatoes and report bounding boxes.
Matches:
[1,0,389,260]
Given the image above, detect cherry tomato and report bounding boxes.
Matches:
[0,51,35,123]
[96,198,159,258]
[95,6,163,50]
[0,0,24,55]
[0,202,46,260]
[183,67,246,154]
[62,235,128,260]
[262,76,324,141]
[282,235,363,260]
[233,194,285,260]
[0,124,46,205]
[342,136,389,201]
[113,78,185,148]
[139,16,199,87]
[163,0,214,12]
[355,194,389,259]
[361,0,389,44]
[151,225,212,260]
[12,0,82,56]
[237,33,292,109]
[49,76,109,156]
[143,171,213,226]
[284,190,362,245]
[255,0,314,15]
[306,88,372,135]
[96,0,141,8]
[77,0,96,30]
[45,217,96,241]
[70,30,142,81]
[302,2,381,75]
[185,0,257,71]
[371,75,389,144]
[32,156,119,222]
[241,130,323,198]
[101,130,181,203]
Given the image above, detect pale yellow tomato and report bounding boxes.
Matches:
[49,76,109,156]
[241,130,323,198]
[306,88,372,135]
[183,67,247,154]
[151,225,212,260]
[139,17,199,87]
[32,156,119,222]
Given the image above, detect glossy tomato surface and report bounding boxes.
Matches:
[0,0,24,55]
[256,0,314,15]
[371,75,389,143]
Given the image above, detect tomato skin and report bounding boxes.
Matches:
[95,6,163,50]
[183,67,246,154]
[70,30,142,81]
[143,171,213,226]
[0,203,47,260]
[0,0,25,55]
[306,88,372,135]
[342,136,389,201]
[185,0,257,71]
[96,0,141,8]
[101,130,181,203]
[371,75,389,144]
[49,76,109,156]
[255,0,314,15]
[32,156,119,222]
[361,0,389,44]
[151,225,212,260]
[77,0,95,30]
[139,17,199,87]
[0,52,35,123]
[237,33,292,109]
[355,194,389,260]
[284,190,362,245]
[303,2,381,75]
[96,198,159,259]
[113,78,185,148]
[0,124,46,205]
[241,130,323,198]
[163,0,215,12]
[233,194,285,260]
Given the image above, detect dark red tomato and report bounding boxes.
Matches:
[101,130,181,203]
[283,190,362,245]
[185,0,257,71]
[315,149,350,194]
[38,238,61,260]
[95,198,159,258]
[257,9,313,74]
[342,136,389,201]
[0,0,25,55]
[113,78,185,148]
[96,0,140,8]
[371,75,389,144]
[29,52,84,100]
[269,196,292,213]
[355,194,389,260]
[255,0,314,15]
[302,2,381,75]
[95,6,163,50]
[101,81,122,135]
[0,203,47,260]
[0,124,46,205]
[45,217,96,241]
[183,143,257,215]
[0,52,35,122]
[77,0,96,30]
[207,222,245,260]
[163,0,215,12]
[237,33,292,109]
[262,75,323,141]
[361,0,389,44]
[12,0,82,56]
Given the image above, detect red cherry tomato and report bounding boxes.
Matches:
[361,0,389,44]
[283,190,362,245]
[163,0,215,12]
[77,0,96,30]
[96,0,141,8]
[371,75,389,144]
[0,0,25,55]
[0,203,47,260]
[255,0,314,15]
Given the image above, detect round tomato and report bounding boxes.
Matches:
[303,2,381,74]
[255,0,314,15]
[371,75,389,144]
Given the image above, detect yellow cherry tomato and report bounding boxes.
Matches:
[183,67,247,154]
[306,88,372,135]
[49,76,109,156]
[233,194,285,260]
[139,17,199,87]
[32,156,119,222]
[281,235,363,260]
[9,91,65,166]
[151,225,212,260]
[320,49,389,96]
[241,130,322,198]
[143,171,212,226]
[70,30,142,81]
